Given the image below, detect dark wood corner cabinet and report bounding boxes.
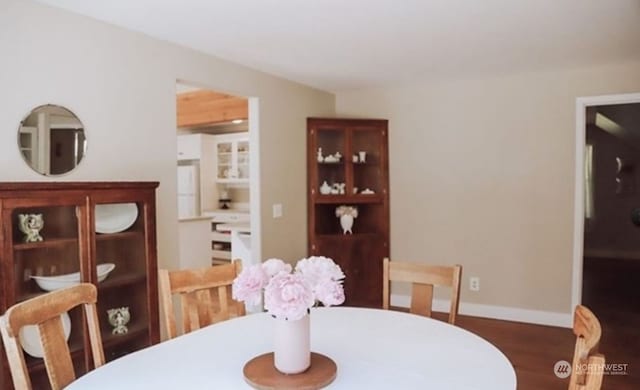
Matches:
[307,118,389,308]
[0,182,159,390]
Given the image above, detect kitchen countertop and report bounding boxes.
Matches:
[178,216,213,222]
[202,209,250,216]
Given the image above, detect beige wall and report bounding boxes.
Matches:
[336,62,640,314]
[0,0,335,271]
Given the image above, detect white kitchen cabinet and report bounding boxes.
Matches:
[177,134,202,160]
[214,133,249,184]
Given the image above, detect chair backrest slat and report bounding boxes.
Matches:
[217,285,230,320]
[40,317,75,389]
[159,260,246,339]
[410,283,434,317]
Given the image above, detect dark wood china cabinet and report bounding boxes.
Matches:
[307,118,390,307]
[0,182,159,389]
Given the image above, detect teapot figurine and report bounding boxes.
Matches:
[107,307,131,335]
[18,214,44,243]
[320,181,332,195]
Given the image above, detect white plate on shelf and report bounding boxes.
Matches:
[95,203,138,234]
[19,312,71,358]
[30,263,116,292]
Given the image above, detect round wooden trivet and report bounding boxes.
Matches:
[243,352,337,390]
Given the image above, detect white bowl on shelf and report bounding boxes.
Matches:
[95,203,138,234]
[19,312,71,358]
[30,263,116,292]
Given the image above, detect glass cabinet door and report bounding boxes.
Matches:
[314,128,346,195]
[216,141,233,180]
[216,138,250,182]
[236,139,250,180]
[351,127,385,196]
[92,201,150,361]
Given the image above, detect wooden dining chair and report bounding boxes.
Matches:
[0,283,105,390]
[382,258,462,324]
[158,260,246,339]
[568,305,605,390]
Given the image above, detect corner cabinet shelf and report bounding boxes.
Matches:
[0,181,160,390]
[312,194,384,204]
[307,118,389,308]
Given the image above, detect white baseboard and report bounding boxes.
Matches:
[390,294,572,328]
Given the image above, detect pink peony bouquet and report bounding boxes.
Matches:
[232,257,345,321]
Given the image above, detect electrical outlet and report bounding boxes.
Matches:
[469,277,480,292]
[272,204,283,218]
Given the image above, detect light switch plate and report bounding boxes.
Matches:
[272,204,283,218]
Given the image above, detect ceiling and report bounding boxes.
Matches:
[37,0,640,92]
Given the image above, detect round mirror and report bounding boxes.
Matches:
[18,104,86,176]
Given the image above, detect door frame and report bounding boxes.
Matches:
[572,92,640,312]
[175,79,262,268]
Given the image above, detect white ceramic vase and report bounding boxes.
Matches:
[340,214,354,234]
[273,314,311,374]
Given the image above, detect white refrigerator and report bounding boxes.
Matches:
[177,164,200,218]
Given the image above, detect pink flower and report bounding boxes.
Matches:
[264,273,315,321]
[262,258,292,277]
[295,256,345,296]
[232,256,346,317]
[314,280,345,307]
[232,265,268,306]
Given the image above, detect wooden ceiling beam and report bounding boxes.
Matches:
[177,90,248,128]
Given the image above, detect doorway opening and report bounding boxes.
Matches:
[175,81,260,272]
[573,93,640,389]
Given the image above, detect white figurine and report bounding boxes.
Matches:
[18,214,44,243]
[107,307,131,335]
[320,181,332,195]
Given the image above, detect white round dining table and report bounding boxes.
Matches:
[67,307,516,389]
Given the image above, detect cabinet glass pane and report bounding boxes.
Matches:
[11,206,81,302]
[237,140,249,153]
[93,201,149,361]
[316,129,346,192]
[217,142,233,179]
[237,164,249,179]
[237,140,250,180]
[217,142,232,154]
[352,128,383,195]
